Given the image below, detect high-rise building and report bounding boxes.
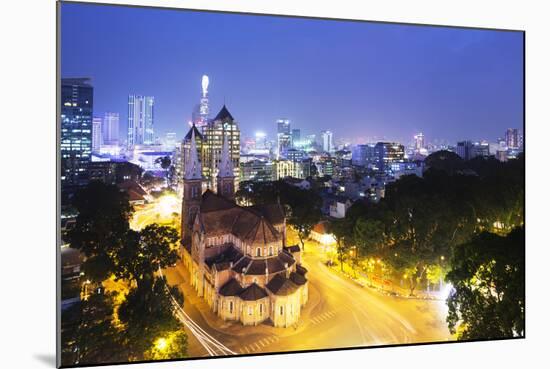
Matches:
[374,142,405,171]
[455,141,472,160]
[192,75,210,128]
[102,112,120,145]
[128,95,154,148]
[276,119,291,159]
[321,130,334,153]
[92,117,102,153]
[254,131,267,150]
[183,105,240,191]
[505,128,519,149]
[61,78,93,186]
[291,128,301,147]
[413,133,425,151]
[352,144,376,167]
[164,132,177,149]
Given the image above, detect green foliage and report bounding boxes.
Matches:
[64,292,127,366]
[115,225,179,286]
[446,227,525,340]
[118,277,185,360]
[68,181,133,259]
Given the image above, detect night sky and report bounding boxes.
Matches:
[60,2,524,145]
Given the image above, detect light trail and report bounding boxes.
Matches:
[158,269,236,356]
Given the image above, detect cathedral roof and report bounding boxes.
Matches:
[213,105,234,121]
[239,283,268,301]
[231,253,295,275]
[249,203,285,226]
[205,245,243,271]
[266,274,300,296]
[184,124,204,141]
[184,127,202,180]
[200,190,237,213]
[218,278,243,297]
[218,133,234,178]
[289,271,307,286]
[242,216,280,245]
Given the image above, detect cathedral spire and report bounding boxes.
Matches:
[185,126,202,180]
[219,132,234,179]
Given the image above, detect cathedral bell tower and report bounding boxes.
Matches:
[217,132,235,200]
[182,126,203,237]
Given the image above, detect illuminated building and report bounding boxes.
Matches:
[413,133,425,151]
[291,129,301,147]
[276,119,291,158]
[374,142,405,171]
[505,128,520,149]
[352,144,376,166]
[180,130,308,327]
[128,95,154,147]
[240,159,275,182]
[60,78,93,186]
[275,159,310,180]
[192,75,210,128]
[183,105,240,191]
[456,140,489,161]
[92,117,102,153]
[321,130,333,153]
[102,112,119,146]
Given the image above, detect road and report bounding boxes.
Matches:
[163,248,452,357]
[133,198,452,357]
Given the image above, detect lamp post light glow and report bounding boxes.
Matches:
[155,337,168,352]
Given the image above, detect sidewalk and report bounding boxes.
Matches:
[323,257,444,301]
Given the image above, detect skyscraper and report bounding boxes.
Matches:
[102,112,120,146]
[455,140,473,160]
[183,105,240,191]
[291,128,301,147]
[276,119,291,158]
[413,133,425,151]
[192,75,210,128]
[60,78,93,186]
[321,130,333,153]
[505,128,519,149]
[374,142,405,171]
[128,95,154,148]
[92,117,102,153]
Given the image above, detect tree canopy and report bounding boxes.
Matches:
[446,227,524,340]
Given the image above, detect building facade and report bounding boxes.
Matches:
[102,112,120,146]
[182,105,240,191]
[181,131,308,327]
[61,78,93,186]
[128,95,154,148]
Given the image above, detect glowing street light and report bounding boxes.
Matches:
[155,337,168,351]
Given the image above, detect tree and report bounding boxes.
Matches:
[118,276,185,360]
[446,227,524,340]
[328,218,352,271]
[68,292,127,366]
[424,150,464,174]
[155,156,172,187]
[284,187,322,252]
[116,224,180,288]
[68,181,134,281]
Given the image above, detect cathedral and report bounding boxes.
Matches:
[180,109,308,327]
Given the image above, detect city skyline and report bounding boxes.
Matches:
[61,3,523,144]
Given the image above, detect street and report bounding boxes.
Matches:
[133,197,453,357]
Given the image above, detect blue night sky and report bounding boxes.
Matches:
[60,2,524,145]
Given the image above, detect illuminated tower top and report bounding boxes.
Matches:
[201,75,209,97]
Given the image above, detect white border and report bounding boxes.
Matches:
[1,1,548,368]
